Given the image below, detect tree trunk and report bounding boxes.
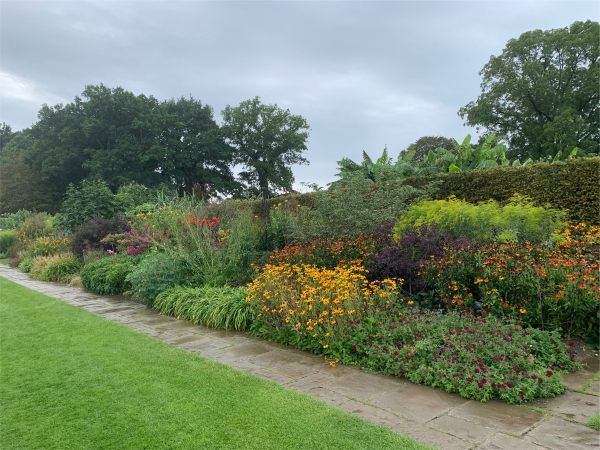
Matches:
[260,182,270,226]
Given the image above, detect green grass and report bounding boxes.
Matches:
[0,258,9,265]
[580,371,600,393]
[0,277,428,450]
[588,411,600,431]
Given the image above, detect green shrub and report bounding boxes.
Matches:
[80,255,137,295]
[58,179,120,231]
[0,230,17,257]
[71,216,130,256]
[404,157,600,224]
[115,183,158,213]
[18,254,34,273]
[154,285,254,330]
[29,253,81,283]
[126,252,191,305]
[292,178,436,241]
[588,412,600,431]
[269,202,300,249]
[394,195,565,243]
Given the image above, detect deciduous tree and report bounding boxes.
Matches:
[158,97,238,197]
[221,97,309,221]
[459,21,599,160]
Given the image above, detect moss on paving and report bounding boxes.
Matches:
[0,277,428,449]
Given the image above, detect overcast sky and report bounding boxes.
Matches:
[0,1,598,187]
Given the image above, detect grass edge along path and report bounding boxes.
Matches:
[0,277,429,450]
[588,411,600,431]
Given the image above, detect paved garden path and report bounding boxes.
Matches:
[1,265,598,450]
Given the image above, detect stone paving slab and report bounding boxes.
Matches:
[1,265,598,450]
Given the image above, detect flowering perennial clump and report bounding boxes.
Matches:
[348,309,580,403]
[101,228,152,256]
[180,213,220,229]
[247,263,398,355]
[268,234,379,268]
[26,236,70,257]
[422,224,600,337]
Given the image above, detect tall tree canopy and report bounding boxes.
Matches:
[157,97,237,197]
[459,20,599,160]
[0,123,15,152]
[403,136,457,163]
[1,85,239,212]
[75,85,164,188]
[0,129,56,212]
[221,97,309,220]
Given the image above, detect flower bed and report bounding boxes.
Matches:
[247,263,398,355]
[247,262,580,403]
[347,308,579,403]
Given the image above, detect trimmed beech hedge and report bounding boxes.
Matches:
[405,158,599,224]
[244,158,598,224]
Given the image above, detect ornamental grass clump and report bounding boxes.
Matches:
[246,263,399,356]
[154,286,253,330]
[29,253,81,283]
[165,208,265,286]
[18,254,35,273]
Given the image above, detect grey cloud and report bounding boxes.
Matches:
[1,0,597,187]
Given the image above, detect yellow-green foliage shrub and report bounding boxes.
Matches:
[394,195,565,243]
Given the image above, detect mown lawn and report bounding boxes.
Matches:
[0,277,428,450]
